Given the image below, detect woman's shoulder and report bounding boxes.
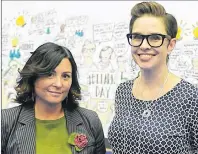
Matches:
[2,105,22,125]
[2,105,22,116]
[116,80,133,91]
[180,79,198,96]
[76,107,103,130]
[178,79,198,110]
[77,107,98,118]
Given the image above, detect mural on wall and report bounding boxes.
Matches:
[2,1,198,137]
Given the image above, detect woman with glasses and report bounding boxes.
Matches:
[108,1,198,153]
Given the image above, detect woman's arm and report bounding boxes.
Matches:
[92,113,106,154]
[189,97,198,153]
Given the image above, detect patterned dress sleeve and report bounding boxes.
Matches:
[188,90,198,153]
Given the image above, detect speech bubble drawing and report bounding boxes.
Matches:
[93,23,114,43]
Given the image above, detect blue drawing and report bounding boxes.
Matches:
[75,30,84,37]
[9,49,21,60]
[46,27,50,34]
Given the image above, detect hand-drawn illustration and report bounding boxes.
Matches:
[75,30,84,37]
[116,55,128,72]
[55,16,88,49]
[192,57,198,70]
[113,40,129,57]
[16,15,26,27]
[79,39,96,68]
[96,46,114,72]
[28,9,57,35]
[9,48,21,60]
[93,23,114,43]
[12,37,19,47]
[113,22,128,40]
[176,55,192,71]
[176,20,191,41]
[192,21,198,39]
[3,59,23,78]
[14,10,29,28]
[54,24,67,46]
[46,27,51,34]
[2,19,14,55]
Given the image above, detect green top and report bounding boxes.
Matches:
[35,116,72,154]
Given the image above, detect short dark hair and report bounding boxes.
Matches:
[15,42,81,111]
[129,2,178,38]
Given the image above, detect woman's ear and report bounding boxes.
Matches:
[167,38,176,54]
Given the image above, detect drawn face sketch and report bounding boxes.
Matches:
[4,60,21,77]
[99,46,113,63]
[82,40,96,58]
[117,56,127,72]
[81,40,96,66]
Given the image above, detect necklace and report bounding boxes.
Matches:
[138,72,170,118]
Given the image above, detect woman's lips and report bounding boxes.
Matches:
[48,91,62,94]
[138,54,156,61]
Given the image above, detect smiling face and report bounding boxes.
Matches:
[131,15,176,70]
[34,58,72,106]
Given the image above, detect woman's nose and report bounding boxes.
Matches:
[140,38,151,50]
[53,77,63,87]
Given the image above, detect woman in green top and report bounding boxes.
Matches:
[2,42,106,154]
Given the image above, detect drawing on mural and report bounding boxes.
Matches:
[176,20,191,41]
[16,15,26,27]
[28,9,57,35]
[96,46,115,72]
[192,21,198,39]
[2,2,198,137]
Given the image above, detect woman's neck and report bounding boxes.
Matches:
[139,66,169,88]
[34,101,64,120]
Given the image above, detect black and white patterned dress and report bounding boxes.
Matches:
[108,79,198,154]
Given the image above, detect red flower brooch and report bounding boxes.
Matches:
[68,133,88,151]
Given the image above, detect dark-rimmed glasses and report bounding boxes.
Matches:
[126,33,171,47]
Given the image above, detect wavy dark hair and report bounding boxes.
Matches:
[15,42,81,111]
